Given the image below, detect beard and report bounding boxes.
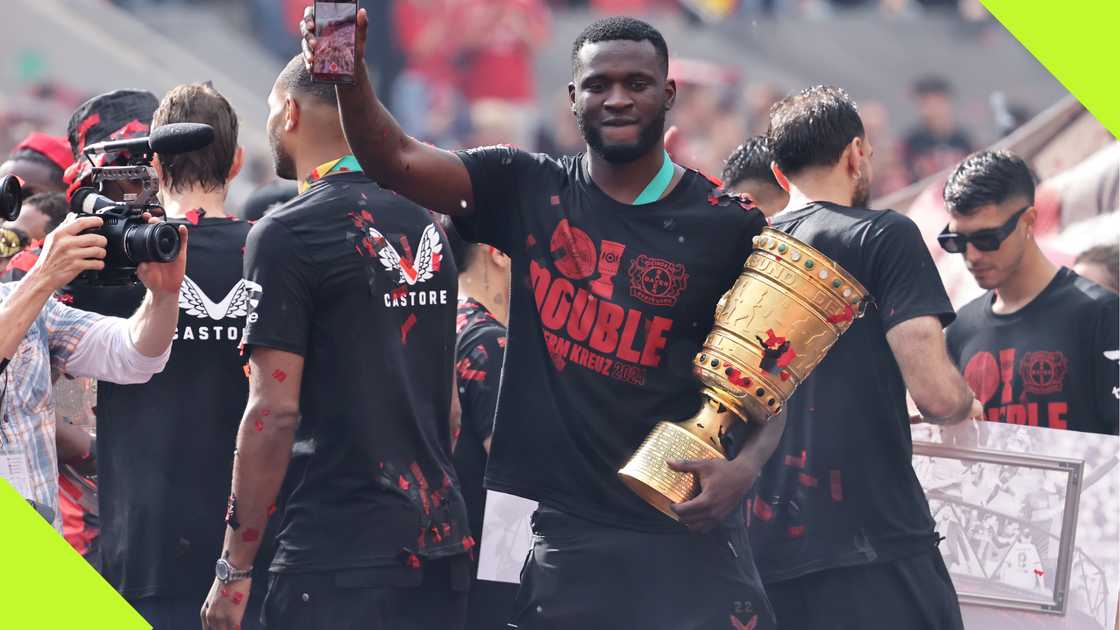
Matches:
[851,170,872,208]
[578,108,666,164]
[268,121,296,180]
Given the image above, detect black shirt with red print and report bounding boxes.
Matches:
[453,147,767,532]
[748,202,956,584]
[453,297,507,542]
[242,171,472,578]
[947,267,1119,436]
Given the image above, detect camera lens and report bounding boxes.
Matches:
[123,222,181,263]
[0,175,22,221]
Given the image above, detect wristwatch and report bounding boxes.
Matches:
[215,558,253,584]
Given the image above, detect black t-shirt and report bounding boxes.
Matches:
[947,267,1119,435]
[93,217,252,599]
[453,147,767,532]
[748,202,956,583]
[242,171,471,576]
[453,297,507,545]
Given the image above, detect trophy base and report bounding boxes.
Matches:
[618,420,725,521]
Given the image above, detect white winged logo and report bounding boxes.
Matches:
[178,276,255,321]
[367,223,443,285]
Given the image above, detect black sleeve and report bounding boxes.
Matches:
[242,218,316,356]
[453,146,550,254]
[456,324,507,443]
[1092,296,1120,434]
[866,211,956,331]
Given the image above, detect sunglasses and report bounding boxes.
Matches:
[938,206,1030,254]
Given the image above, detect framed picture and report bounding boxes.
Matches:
[913,440,1085,615]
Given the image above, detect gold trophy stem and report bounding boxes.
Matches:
[618,399,742,521]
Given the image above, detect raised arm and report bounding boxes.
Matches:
[887,315,980,425]
[301,7,475,216]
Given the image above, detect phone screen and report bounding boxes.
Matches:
[312,1,358,84]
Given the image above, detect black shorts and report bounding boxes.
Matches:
[507,506,775,630]
[765,550,964,630]
[261,556,470,630]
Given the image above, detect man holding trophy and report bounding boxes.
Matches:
[303,9,824,629]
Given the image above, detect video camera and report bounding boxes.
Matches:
[71,122,214,285]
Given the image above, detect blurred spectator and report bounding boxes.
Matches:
[536,93,584,158]
[902,75,973,182]
[456,0,552,148]
[0,226,30,270]
[0,133,73,198]
[1073,243,1119,294]
[5,192,68,244]
[721,136,789,216]
[667,58,745,176]
[392,0,466,141]
[858,99,910,197]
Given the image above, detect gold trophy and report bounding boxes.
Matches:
[619,228,870,520]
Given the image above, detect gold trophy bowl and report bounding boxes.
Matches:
[619,228,870,520]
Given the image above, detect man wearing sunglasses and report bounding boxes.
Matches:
[943,150,1118,435]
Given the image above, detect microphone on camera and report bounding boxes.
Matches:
[81,123,215,157]
[70,188,120,214]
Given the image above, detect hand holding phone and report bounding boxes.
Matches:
[306,1,358,84]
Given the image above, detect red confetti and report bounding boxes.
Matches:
[241,528,260,543]
[406,553,421,570]
[58,292,75,304]
[456,357,486,381]
[1034,569,1045,577]
[798,473,818,488]
[730,614,759,630]
[727,368,752,388]
[360,210,373,223]
[185,209,202,225]
[267,503,277,517]
[254,418,264,432]
[442,523,452,536]
[752,499,774,522]
[787,525,806,538]
[707,194,720,206]
[400,313,417,344]
[232,591,244,605]
[830,470,843,502]
[220,586,230,598]
[776,347,797,369]
[784,450,807,469]
[271,369,286,382]
[826,304,855,325]
[763,329,787,349]
[526,234,537,248]
[398,475,411,491]
[462,536,476,551]
[261,409,271,417]
[779,370,790,382]
[549,195,560,205]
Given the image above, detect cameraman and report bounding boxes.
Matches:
[93,82,263,630]
[0,210,187,531]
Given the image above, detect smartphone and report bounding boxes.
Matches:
[312,0,358,84]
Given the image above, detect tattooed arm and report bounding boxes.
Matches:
[202,348,304,630]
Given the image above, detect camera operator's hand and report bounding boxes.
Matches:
[301,5,369,71]
[27,214,108,292]
[135,215,188,298]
